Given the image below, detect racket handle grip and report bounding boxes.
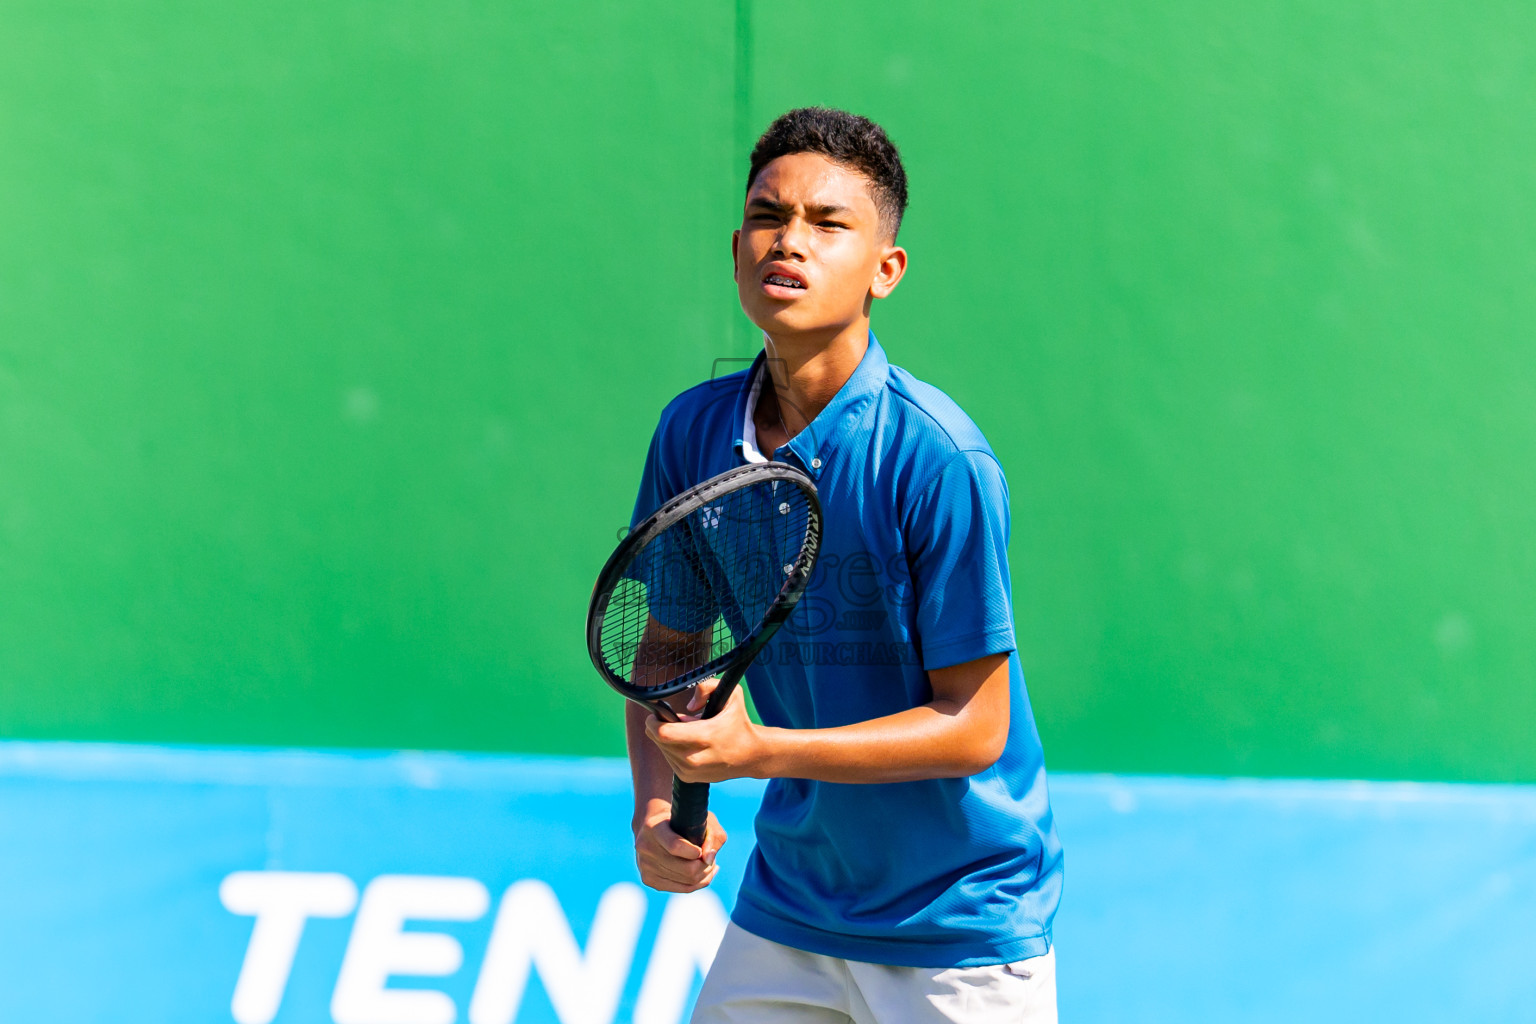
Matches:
[670,776,710,847]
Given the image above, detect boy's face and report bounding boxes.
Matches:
[733,152,906,339]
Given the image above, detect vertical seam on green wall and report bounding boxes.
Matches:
[733,0,753,351]
[733,0,752,180]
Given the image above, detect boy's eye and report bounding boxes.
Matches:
[820,221,846,229]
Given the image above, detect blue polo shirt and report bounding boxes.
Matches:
[629,334,1062,968]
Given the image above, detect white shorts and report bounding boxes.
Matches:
[690,922,1058,1024]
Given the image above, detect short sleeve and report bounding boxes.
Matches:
[626,420,717,634]
[905,450,1017,671]
[629,423,673,531]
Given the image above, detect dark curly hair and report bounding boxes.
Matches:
[747,107,909,240]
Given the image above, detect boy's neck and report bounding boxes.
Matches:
[760,318,870,437]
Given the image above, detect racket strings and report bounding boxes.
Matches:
[598,479,813,692]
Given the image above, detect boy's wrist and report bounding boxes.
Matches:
[631,796,673,835]
[749,725,795,780]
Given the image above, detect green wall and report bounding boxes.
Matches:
[3,1,1533,781]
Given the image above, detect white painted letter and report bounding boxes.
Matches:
[468,880,648,1024]
[632,891,729,1024]
[331,875,491,1024]
[220,871,359,1024]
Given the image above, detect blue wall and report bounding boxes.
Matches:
[1,743,1532,1022]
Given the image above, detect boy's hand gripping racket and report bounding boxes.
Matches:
[587,463,822,845]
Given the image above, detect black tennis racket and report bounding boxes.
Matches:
[587,462,822,845]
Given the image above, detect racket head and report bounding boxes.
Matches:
[586,462,822,708]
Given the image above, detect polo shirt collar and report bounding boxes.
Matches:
[732,331,890,481]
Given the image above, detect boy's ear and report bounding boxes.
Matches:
[870,244,908,300]
[731,230,741,281]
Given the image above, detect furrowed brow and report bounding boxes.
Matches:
[745,196,792,214]
[745,197,854,218]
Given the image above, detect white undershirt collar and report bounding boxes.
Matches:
[740,363,771,464]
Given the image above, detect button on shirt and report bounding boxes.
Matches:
[629,334,1062,968]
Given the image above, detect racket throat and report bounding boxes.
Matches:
[701,664,750,719]
[641,663,748,724]
[646,697,684,723]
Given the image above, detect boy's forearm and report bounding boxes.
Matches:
[643,657,1011,788]
[754,699,1006,784]
[744,653,1011,784]
[626,616,715,830]
[626,701,676,828]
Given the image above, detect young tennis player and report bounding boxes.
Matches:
[625,108,1062,1023]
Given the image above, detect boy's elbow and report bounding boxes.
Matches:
[972,731,1009,775]
[952,713,1009,776]
[929,652,1012,777]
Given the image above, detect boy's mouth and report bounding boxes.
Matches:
[763,273,806,290]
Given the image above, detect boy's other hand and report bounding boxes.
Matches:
[633,800,727,893]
